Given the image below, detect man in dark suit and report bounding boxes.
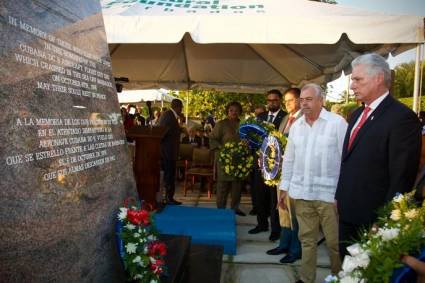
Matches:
[335,53,422,258]
[159,99,184,205]
[249,89,287,241]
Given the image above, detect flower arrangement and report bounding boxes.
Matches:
[117,204,167,283]
[239,115,275,149]
[325,191,425,283]
[219,141,253,179]
[259,131,287,186]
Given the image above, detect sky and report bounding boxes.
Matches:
[326,0,425,101]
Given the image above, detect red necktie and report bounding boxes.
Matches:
[284,116,295,134]
[348,106,371,150]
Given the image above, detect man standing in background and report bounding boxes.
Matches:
[249,89,287,241]
[159,99,184,205]
[267,88,303,264]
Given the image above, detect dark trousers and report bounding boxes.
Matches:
[253,169,270,229]
[338,220,369,260]
[162,159,176,200]
[269,185,281,234]
[249,172,258,211]
[253,169,280,234]
[279,227,301,258]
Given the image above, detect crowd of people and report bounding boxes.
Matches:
[123,53,424,283]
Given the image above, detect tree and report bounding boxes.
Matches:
[175,90,266,120]
[392,61,425,99]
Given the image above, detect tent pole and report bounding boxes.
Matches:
[185,91,189,125]
[346,74,350,104]
[413,43,422,114]
[419,43,424,113]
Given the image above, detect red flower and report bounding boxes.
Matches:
[127,209,150,226]
[150,259,165,274]
[149,242,167,257]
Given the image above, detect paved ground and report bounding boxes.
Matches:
[172,181,332,283]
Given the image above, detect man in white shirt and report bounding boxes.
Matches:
[278,83,347,283]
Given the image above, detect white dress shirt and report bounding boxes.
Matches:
[279,108,348,203]
[350,92,388,137]
[267,110,281,123]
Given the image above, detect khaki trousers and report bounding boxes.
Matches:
[216,181,242,210]
[294,199,341,283]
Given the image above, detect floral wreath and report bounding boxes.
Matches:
[326,190,425,283]
[239,115,275,149]
[116,199,167,283]
[219,141,253,179]
[259,131,287,186]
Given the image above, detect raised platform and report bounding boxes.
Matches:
[154,206,237,255]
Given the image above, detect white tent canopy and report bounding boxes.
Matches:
[101,0,424,93]
[118,89,175,104]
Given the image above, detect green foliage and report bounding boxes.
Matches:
[175,90,266,120]
[398,96,425,111]
[393,61,425,99]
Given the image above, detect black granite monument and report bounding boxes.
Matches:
[0,1,136,281]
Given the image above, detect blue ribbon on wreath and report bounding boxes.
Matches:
[115,220,125,267]
[239,123,268,149]
[259,135,283,181]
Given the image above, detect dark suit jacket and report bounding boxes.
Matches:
[258,109,288,130]
[158,110,181,161]
[335,95,421,226]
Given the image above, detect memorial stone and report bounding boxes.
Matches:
[0,1,137,281]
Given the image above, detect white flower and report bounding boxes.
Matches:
[324,274,338,282]
[342,252,370,273]
[347,243,365,257]
[377,227,399,241]
[118,207,128,220]
[139,260,147,267]
[405,209,418,220]
[133,274,143,280]
[150,279,159,283]
[132,256,142,263]
[390,209,401,221]
[147,235,156,241]
[126,243,137,254]
[125,223,136,230]
[393,194,404,203]
[150,256,156,264]
[342,256,358,273]
[134,233,141,238]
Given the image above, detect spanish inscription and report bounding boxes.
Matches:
[3,14,125,182]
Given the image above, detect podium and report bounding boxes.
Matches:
[127,126,166,209]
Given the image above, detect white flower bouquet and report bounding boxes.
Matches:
[326,191,425,283]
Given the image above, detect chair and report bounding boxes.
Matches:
[184,148,214,198]
[176,144,195,180]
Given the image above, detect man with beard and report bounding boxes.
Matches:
[249,89,287,241]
